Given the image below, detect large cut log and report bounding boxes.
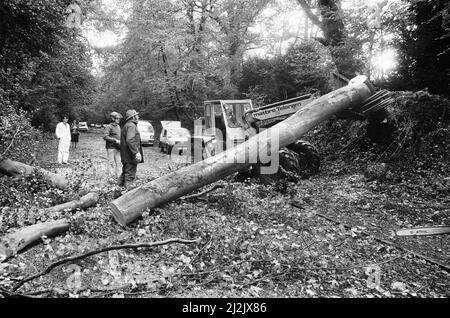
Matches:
[0,159,68,190]
[110,76,376,226]
[42,192,99,214]
[0,219,70,261]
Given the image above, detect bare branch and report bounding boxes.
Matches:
[1,125,21,158]
[296,0,322,29]
[11,238,199,292]
[179,184,224,200]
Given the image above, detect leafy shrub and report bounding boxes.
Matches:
[0,104,41,163]
[0,170,67,232]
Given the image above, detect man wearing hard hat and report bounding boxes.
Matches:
[118,109,143,188]
[104,111,123,178]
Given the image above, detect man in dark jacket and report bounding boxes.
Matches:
[118,109,143,188]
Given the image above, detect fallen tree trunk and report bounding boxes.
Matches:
[42,192,99,214]
[0,219,70,262]
[110,76,376,226]
[0,159,68,190]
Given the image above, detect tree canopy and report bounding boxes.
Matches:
[0,0,97,136]
[1,0,449,143]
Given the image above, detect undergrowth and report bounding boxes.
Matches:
[305,90,450,172]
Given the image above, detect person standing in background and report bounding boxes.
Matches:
[70,120,80,149]
[104,112,122,178]
[55,115,71,164]
[118,109,143,188]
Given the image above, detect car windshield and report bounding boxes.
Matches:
[79,122,87,126]
[138,124,154,133]
[168,128,190,138]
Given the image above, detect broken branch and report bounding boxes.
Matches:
[0,286,38,298]
[1,125,21,158]
[0,159,68,190]
[42,192,99,214]
[179,184,224,201]
[12,238,199,292]
[0,219,70,262]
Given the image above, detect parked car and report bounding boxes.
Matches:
[78,122,89,132]
[159,124,191,154]
[137,120,155,146]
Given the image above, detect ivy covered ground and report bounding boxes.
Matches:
[0,127,449,298]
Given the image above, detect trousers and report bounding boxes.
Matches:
[118,162,137,187]
[57,137,70,164]
[107,148,121,178]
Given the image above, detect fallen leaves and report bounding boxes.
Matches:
[0,130,448,299]
[391,281,408,293]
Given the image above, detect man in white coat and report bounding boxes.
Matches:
[55,115,72,164]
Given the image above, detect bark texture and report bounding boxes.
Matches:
[42,192,99,214]
[0,219,70,261]
[0,159,68,190]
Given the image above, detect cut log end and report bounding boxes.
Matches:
[0,219,70,262]
[109,203,127,227]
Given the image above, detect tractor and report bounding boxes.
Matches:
[196,94,322,182]
[191,81,393,183]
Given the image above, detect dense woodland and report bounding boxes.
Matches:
[1,0,449,145]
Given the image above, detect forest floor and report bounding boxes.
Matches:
[0,129,449,298]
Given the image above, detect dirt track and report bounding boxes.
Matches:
[37,128,175,189]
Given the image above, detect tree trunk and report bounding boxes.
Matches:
[42,192,99,214]
[160,46,182,121]
[0,159,68,190]
[297,0,357,78]
[0,219,70,261]
[318,0,345,46]
[109,76,375,226]
[304,11,310,39]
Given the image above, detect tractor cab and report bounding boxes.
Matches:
[202,99,253,153]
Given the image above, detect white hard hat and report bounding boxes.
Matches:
[110,111,123,118]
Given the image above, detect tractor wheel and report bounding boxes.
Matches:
[286,140,320,179]
[252,148,300,184]
[237,141,320,185]
[234,168,254,183]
